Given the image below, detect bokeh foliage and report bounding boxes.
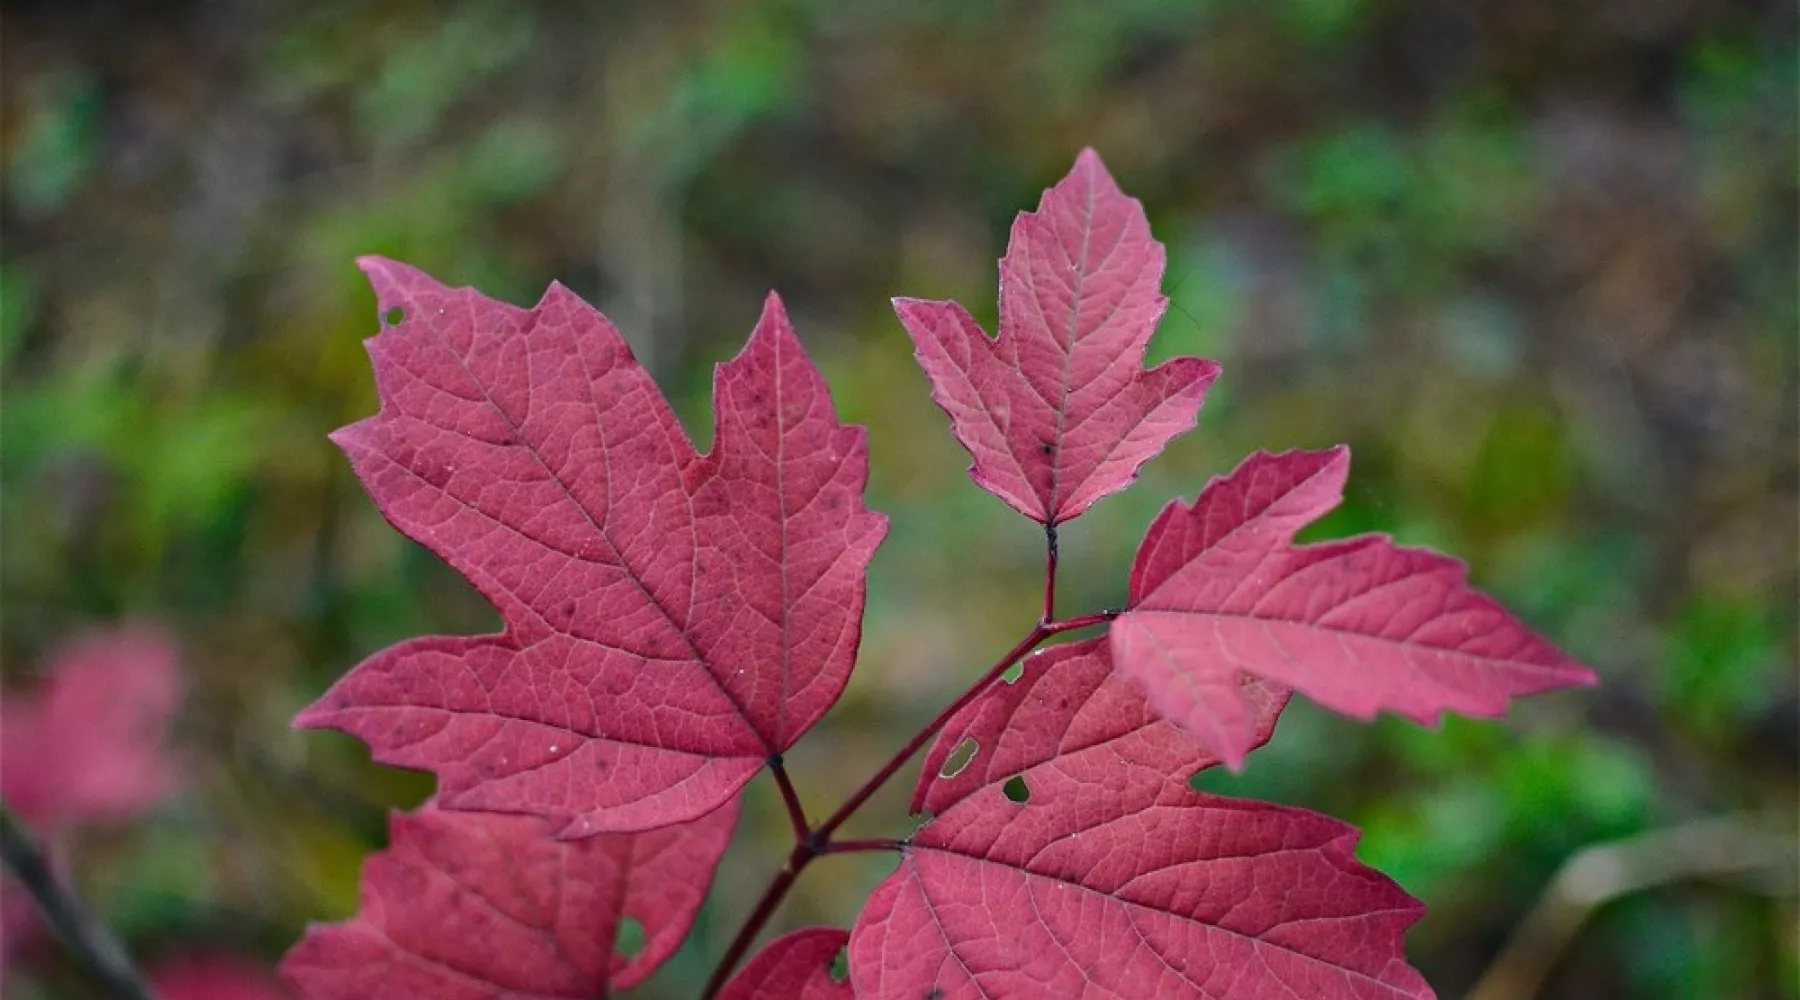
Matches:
[3,1,1794,997]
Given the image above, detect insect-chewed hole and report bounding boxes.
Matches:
[828,947,849,983]
[1000,661,1026,684]
[938,738,979,779]
[615,916,647,959]
[382,306,406,326]
[1002,775,1032,804]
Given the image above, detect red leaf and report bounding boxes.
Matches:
[912,639,1289,817]
[280,799,736,999]
[897,149,1219,525]
[856,639,1430,1000]
[718,928,853,1000]
[0,625,182,831]
[1112,447,1599,769]
[297,259,887,835]
[154,955,291,1000]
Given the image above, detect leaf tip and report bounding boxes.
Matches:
[352,253,399,276]
[747,289,799,352]
[1216,740,1249,774]
[1071,145,1110,179]
[290,699,334,733]
[353,254,413,295]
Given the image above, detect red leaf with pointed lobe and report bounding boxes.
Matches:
[0,626,182,831]
[855,639,1430,1000]
[897,149,1219,525]
[297,259,887,835]
[912,639,1289,817]
[718,928,854,1000]
[1112,447,1599,769]
[281,798,736,1000]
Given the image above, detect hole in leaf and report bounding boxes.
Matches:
[383,306,406,326]
[1002,775,1031,804]
[938,738,979,779]
[615,916,646,959]
[1000,661,1026,684]
[828,947,849,983]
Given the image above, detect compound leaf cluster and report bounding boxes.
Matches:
[283,151,1594,1000]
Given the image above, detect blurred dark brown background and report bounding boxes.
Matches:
[3,1,1796,997]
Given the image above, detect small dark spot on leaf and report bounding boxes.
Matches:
[1039,442,1054,456]
[417,458,451,490]
[562,600,577,620]
[1002,775,1031,804]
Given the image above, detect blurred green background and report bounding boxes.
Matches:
[3,1,1795,997]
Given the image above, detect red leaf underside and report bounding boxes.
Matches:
[897,149,1219,525]
[281,799,736,999]
[1112,447,1598,768]
[298,259,887,835]
[854,639,1431,1000]
[718,928,853,1000]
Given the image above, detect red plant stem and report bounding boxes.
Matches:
[1044,609,1118,634]
[698,609,1120,999]
[820,838,904,855]
[769,758,810,845]
[813,623,1050,842]
[699,842,808,1000]
[1043,523,1059,620]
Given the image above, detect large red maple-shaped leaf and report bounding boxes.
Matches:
[281,798,735,999]
[1112,447,1598,769]
[853,639,1431,1000]
[718,928,854,1000]
[897,149,1218,525]
[298,259,887,835]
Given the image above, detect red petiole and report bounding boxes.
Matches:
[697,554,1118,1000]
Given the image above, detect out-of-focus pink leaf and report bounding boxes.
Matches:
[281,798,736,999]
[718,928,854,1000]
[297,259,887,835]
[153,955,291,1000]
[1,877,42,980]
[855,639,1429,1000]
[896,149,1218,525]
[0,626,182,830]
[1112,447,1599,768]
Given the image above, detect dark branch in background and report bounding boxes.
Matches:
[1468,813,1797,1000]
[0,804,159,1000]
